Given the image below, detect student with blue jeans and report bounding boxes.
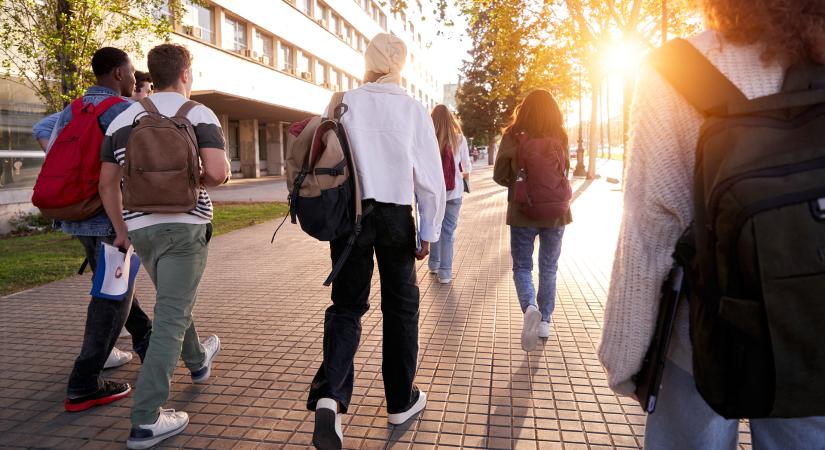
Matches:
[493,90,572,352]
[34,47,154,412]
[428,105,471,284]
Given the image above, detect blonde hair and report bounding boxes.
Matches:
[431,104,462,156]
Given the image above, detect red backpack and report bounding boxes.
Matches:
[512,133,572,220]
[440,146,457,191]
[32,96,125,220]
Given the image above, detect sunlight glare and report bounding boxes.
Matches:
[602,39,644,75]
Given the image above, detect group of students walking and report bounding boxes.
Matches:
[31,0,825,447]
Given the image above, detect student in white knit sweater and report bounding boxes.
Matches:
[599,1,825,448]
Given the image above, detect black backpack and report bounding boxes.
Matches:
[275,93,370,286]
[651,39,825,419]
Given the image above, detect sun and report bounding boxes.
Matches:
[601,39,645,75]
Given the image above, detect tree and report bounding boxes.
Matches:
[0,0,183,112]
[455,0,575,164]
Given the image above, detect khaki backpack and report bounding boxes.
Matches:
[122,98,201,213]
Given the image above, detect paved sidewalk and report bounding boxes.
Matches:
[0,164,743,449]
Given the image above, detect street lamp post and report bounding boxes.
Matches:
[574,70,586,177]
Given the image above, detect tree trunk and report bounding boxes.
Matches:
[487,131,496,165]
[587,78,600,180]
[56,0,76,107]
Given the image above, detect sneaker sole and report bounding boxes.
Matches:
[192,337,221,384]
[64,386,131,412]
[313,408,342,450]
[388,392,427,425]
[126,415,189,450]
[521,308,541,352]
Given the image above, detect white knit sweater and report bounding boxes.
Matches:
[597,30,785,396]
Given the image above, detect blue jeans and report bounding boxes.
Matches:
[646,360,825,449]
[510,226,565,322]
[428,198,462,280]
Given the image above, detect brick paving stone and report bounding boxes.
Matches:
[0,163,754,449]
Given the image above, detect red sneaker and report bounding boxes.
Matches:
[64,381,131,412]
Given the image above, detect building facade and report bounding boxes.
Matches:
[0,0,443,231]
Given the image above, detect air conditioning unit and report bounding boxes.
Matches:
[182,25,193,35]
[337,33,346,40]
[284,67,297,75]
[316,18,327,28]
[243,49,256,58]
[259,55,271,65]
[191,27,204,39]
[322,82,336,90]
[300,71,312,80]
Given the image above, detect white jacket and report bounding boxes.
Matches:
[335,83,446,242]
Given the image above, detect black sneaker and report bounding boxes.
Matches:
[387,386,427,425]
[64,381,131,412]
[133,331,151,363]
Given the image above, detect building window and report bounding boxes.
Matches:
[371,2,379,20]
[316,61,327,86]
[298,52,311,79]
[280,43,295,72]
[223,16,247,52]
[228,120,240,161]
[342,23,352,43]
[330,14,341,35]
[181,1,214,43]
[335,71,344,91]
[297,0,313,16]
[316,2,328,23]
[254,30,274,65]
[379,13,387,30]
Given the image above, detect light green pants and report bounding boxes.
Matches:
[129,223,210,426]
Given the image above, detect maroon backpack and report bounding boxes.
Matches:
[512,133,572,220]
[440,146,456,191]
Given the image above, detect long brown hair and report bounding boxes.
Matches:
[504,89,568,150]
[703,0,825,64]
[431,104,462,155]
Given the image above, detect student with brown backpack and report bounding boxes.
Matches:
[98,43,230,450]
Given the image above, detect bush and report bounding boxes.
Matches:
[7,211,52,237]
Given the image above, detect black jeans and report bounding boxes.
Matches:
[67,235,153,397]
[307,201,420,414]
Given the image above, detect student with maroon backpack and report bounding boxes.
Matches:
[33,47,154,412]
[493,89,573,352]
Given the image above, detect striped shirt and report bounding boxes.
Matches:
[101,92,225,231]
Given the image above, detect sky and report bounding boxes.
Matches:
[428,2,471,86]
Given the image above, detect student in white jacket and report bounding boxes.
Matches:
[308,33,446,450]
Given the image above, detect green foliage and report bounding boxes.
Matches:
[8,211,52,236]
[0,0,183,112]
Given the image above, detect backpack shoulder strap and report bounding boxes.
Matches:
[326,92,346,120]
[174,100,201,120]
[93,96,125,117]
[139,97,160,115]
[649,39,747,116]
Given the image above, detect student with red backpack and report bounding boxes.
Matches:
[33,47,154,412]
[493,90,573,352]
[428,104,472,284]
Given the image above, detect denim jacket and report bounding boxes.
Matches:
[37,86,132,236]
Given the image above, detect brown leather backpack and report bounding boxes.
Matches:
[122,98,201,213]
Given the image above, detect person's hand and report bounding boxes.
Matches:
[415,241,430,260]
[113,232,131,251]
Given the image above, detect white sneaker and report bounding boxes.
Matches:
[521,305,541,352]
[119,327,130,338]
[388,390,427,425]
[313,398,343,450]
[437,277,451,284]
[191,335,220,383]
[127,409,189,449]
[538,321,550,339]
[103,347,133,369]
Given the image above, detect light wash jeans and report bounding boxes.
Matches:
[428,197,462,280]
[510,226,565,322]
[646,360,825,449]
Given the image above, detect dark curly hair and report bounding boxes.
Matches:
[703,0,825,64]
